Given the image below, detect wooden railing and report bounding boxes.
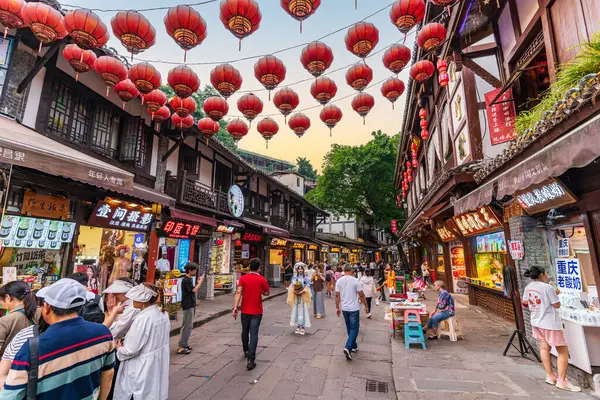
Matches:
[165,171,229,214]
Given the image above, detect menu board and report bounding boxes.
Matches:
[476,232,507,253]
[450,242,468,294]
[453,206,502,237]
[0,215,75,249]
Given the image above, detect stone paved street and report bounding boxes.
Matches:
[167,289,596,399]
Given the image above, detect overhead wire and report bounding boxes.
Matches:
[60,0,218,12]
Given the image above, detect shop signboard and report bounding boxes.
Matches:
[292,242,306,249]
[270,238,288,247]
[484,88,518,145]
[21,190,69,220]
[509,240,524,260]
[515,178,576,215]
[557,238,570,258]
[449,242,468,294]
[216,225,235,233]
[227,185,244,217]
[503,201,523,222]
[452,206,502,237]
[241,244,250,259]
[321,245,329,252]
[177,239,190,271]
[0,215,75,249]
[88,200,153,232]
[308,244,318,251]
[437,224,456,242]
[162,219,201,239]
[556,258,582,292]
[331,247,340,253]
[242,232,262,242]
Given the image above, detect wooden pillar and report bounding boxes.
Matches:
[503,220,526,331]
[146,230,159,283]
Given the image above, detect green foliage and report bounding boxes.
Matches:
[160,85,238,152]
[296,157,318,179]
[515,32,600,135]
[306,131,405,235]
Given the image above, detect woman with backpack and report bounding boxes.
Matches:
[325,265,335,298]
[0,281,37,355]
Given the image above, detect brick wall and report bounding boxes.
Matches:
[2,41,36,120]
[154,135,170,192]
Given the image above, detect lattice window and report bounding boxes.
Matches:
[46,79,93,145]
[183,155,199,175]
[120,117,148,169]
[92,103,119,157]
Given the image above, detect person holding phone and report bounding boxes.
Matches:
[233,258,269,370]
[177,263,205,355]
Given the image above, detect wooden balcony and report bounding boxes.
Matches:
[165,171,229,215]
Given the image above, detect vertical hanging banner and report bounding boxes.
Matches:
[485,88,518,145]
[557,238,570,258]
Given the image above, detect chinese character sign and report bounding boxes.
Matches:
[21,191,70,220]
[556,258,583,292]
[484,88,517,145]
[162,219,201,239]
[87,200,154,232]
[509,240,524,260]
[557,238,570,258]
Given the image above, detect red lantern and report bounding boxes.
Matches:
[169,96,197,117]
[237,93,263,125]
[281,0,320,33]
[62,44,96,82]
[203,96,229,121]
[257,117,279,149]
[288,113,310,138]
[273,87,299,122]
[301,41,334,78]
[419,107,429,140]
[0,0,25,39]
[113,79,139,109]
[95,56,127,97]
[320,105,342,136]
[437,59,449,87]
[346,63,373,92]
[226,118,249,142]
[412,159,418,168]
[382,44,411,75]
[409,60,435,82]
[152,106,170,130]
[254,55,286,99]
[351,93,375,124]
[210,64,243,99]
[22,2,67,52]
[128,62,161,95]
[111,11,156,60]
[411,151,417,159]
[198,117,220,142]
[311,77,337,105]
[389,0,425,34]
[219,0,261,51]
[171,114,194,131]
[381,78,405,109]
[164,5,207,62]
[235,239,242,247]
[143,89,167,116]
[215,238,224,246]
[416,22,447,52]
[168,65,200,99]
[63,9,109,50]
[345,22,379,59]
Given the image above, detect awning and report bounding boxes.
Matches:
[223,219,245,228]
[423,201,451,220]
[455,112,600,213]
[170,208,217,227]
[0,116,175,206]
[244,217,289,238]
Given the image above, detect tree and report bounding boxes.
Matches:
[159,85,238,152]
[306,131,405,235]
[296,157,317,179]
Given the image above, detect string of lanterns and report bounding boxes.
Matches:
[0,0,452,147]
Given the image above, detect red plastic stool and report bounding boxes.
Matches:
[404,309,422,324]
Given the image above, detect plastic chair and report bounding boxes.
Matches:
[404,309,422,324]
[438,317,464,342]
[404,321,427,350]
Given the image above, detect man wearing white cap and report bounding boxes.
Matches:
[103,277,140,341]
[0,278,115,400]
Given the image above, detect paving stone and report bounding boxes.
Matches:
[413,378,486,393]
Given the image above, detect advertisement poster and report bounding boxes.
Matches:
[0,215,75,249]
[241,244,250,259]
[2,267,16,284]
[449,241,468,294]
[484,88,518,145]
[556,258,582,292]
[509,240,524,260]
[474,253,504,290]
[177,239,190,271]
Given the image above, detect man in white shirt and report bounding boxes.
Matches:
[421,261,430,285]
[335,264,369,360]
[157,253,171,273]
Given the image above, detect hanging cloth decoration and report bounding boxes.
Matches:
[21,2,67,52]
[62,44,96,82]
[273,87,299,123]
[310,77,337,105]
[63,9,109,50]
[111,10,156,61]
[203,96,229,121]
[219,0,261,51]
[95,56,128,96]
[319,105,342,136]
[280,0,321,33]
[164,5,207,62]
[288,113,311,138]
[210,63,243,99]
[301,41,334,78]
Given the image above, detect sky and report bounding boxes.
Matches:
[63,0,417,170]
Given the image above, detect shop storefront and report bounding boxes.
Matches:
[329,247,341,264]
[233,230,264,270]
[268,237,288,285]
[307,244,319,263]
[291,240,306,264]
[320,245,329,264]
[349,248,360,264]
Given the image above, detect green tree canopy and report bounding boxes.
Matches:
[160,85,237,152]
[296,157,317,179]
[306,131,405,235]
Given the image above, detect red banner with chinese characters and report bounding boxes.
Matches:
[162,219,201,239]
[485,88,518,145]
[391,220,398,234]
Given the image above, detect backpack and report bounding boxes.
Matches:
[325,273,332,282]
[79,294,105,323]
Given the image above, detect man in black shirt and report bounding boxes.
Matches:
[177,263,205,355]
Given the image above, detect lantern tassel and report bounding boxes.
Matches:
[269,90,271,101]
[363,117,366,125]
[141,96,145,105]
[239,39,242,52]
[131,52,133,63]
[184,49,187,63]
[155,122,159,131]
[285,115,287,124]
[355,0,357,9]
[329,128,332,137]
[106,86,110,97]
[4,27,8,39]
[300,19,302,34]
[266,141,268,150]
[122,102,125,110]
[38,41,42,54]
[206,137,209,146]
[75,72,79,82]
[392,102,395,110]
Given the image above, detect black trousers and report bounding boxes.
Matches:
[241,313,262,361]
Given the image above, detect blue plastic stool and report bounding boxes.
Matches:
[404,321,427,350]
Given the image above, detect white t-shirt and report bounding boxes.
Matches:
[523,281,561,330]
[157,258,171,272]
[421,263,429,276]
[335,275,364,312]
[2,325,35,362]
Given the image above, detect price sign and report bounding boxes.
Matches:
[556,258,583,292]
[509,240,524,260]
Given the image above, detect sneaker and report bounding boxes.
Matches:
[556,380,581,392]
[367,313,372,319]
[352,347,359,353]
[545,375,557,385]
[343,348,352,360]
[294,328,300,334]
[246,359,256,371]
[299,328,305,335]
